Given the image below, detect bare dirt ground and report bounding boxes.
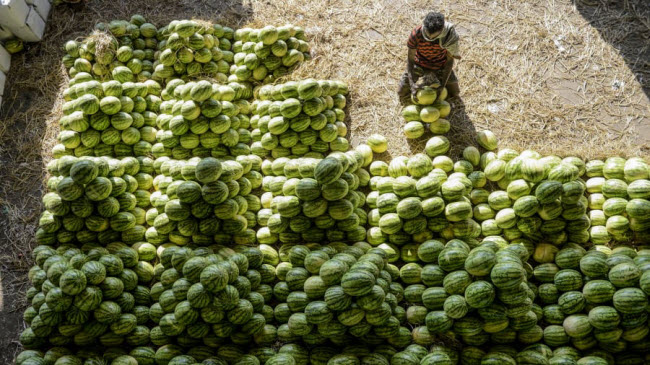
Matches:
[0,0,648,361]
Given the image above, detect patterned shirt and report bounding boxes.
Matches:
[407,23,460,70]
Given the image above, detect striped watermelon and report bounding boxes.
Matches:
[464,281,495,308]
[422,287,448,310]
[465,248,496,276]
[58,269,87,296]
[613,288,647,314]
[341,270,375,296]
[582,280,616,304]
[563,314,592,338]
[490,262,525,290]
[608,262,641,288]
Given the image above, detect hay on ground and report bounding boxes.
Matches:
[86,29,117,59]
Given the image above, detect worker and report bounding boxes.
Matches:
[398,11,461,104]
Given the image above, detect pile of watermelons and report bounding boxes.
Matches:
[13,14,650,365]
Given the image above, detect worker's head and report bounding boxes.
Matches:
[422,12,445,41]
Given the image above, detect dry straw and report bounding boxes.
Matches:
[86,29,116,60]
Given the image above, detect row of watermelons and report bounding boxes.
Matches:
[14,13,650,365]
[365,130,594,259]
[63,16,308,85]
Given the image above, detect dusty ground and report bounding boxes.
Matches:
[0,0,648,361]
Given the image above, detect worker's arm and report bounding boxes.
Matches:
[407,48,418,100]
[438,53,454,94]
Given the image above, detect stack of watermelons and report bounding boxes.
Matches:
[154,20,234,82]
[583,157,650,244]
[55,77,162,159]
[230,25,310,84]
[63,15,160,81]
[256,152,370,246]
[367,129,594,262]
[265,244,408,347]
[400,86,452,139]
[20,238,154,354]
[40,156,154,253]
[152,78,253,161]
[147,154,262,248]
[250,79,349,159]
[366,151,447,254]
[146,245,270,358]
[13,12,650,365]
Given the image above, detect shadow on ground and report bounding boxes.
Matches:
[446,97,478,158]
[575,0,650,100]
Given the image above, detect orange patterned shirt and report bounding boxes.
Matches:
[407,25,449,70]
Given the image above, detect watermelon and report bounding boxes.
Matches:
[563,314,592,338]
[490,262,525,290]
[402,104,421,122]
[477,130,497,150]
[554,269,583,291]
[297,79,322,100]
[425,310,453,333]
[464,248,496,276]
[627,198,650,219]
[314,158,343,185]
[536,181,563,204]
[58,269,87,296]
[588,306,620,331]
[464,280,495,308]
[341,270,374,296]
[612,287,647,314]
[367,134,388,153]
[558,291,586,314]
[608,262,641,288]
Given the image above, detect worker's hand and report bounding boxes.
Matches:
[411,88,419,103]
